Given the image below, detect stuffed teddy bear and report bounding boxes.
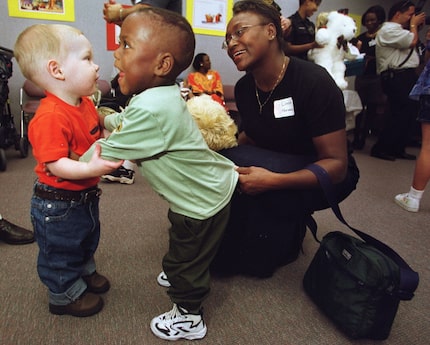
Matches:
[96,94,238,151]
[308,11,359,90]
[186,94,238,151]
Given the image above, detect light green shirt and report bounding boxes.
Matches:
[81,85,238,220]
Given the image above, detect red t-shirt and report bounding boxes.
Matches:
[29,92,101,190]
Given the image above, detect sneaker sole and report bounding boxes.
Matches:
[100,176,134,184]
[394,198,419,212]
[150,322,207,340]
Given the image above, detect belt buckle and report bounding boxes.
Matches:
[83,188,102,203]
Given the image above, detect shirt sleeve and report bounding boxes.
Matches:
[80,102,165,163]
[378,26,413,49]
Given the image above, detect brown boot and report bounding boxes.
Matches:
[49,292,104,317]
[0,217,34,245]
[83,271,110,293]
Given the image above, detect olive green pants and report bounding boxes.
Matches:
[163,203,231,313]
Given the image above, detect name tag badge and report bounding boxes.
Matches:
[369,39,376,47]
[274,97,295,118]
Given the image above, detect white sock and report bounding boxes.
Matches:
[122,160,135,170]
[409,187,424,200]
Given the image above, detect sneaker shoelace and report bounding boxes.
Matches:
[162,304,185,321]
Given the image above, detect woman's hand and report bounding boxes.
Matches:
[103,1,122,24]
[234,129,348,195]
[236,166,278,195]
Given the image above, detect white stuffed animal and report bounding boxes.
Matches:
[308,11,358,90]
[186,94,238,151]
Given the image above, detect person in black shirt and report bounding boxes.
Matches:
[352,5,386,149]
[215,0,359,277]
[284,0,322,60]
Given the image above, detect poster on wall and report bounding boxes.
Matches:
[106,22,122,51]
[8,0,75,22]
[186,0,233,37]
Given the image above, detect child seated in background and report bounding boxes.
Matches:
[14,24,122,317]
[79,7,238,341]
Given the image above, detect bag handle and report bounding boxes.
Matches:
[305,163,419,300]
[397,48,414,69]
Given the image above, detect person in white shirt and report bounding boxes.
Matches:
[371,1,426,161]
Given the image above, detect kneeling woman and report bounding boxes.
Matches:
[213,0,359,277]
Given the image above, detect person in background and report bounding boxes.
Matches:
[352,5,386,150]
[103,0,181,25]
[0,213,34,245]
[80,7,238,341]
[14,24,123,317]
[184,53,226,107]
[395,42,430,212]
[284,0,322,60]
[262,0,292,38]
[371,1,426,161]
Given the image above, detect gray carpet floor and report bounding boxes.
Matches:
[0,137,429,345]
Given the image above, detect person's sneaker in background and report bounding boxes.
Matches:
[101,166,135,184]
[394,193,420,212]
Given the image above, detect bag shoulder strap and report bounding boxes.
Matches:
[305,163,419,300]
[398,48,414,69]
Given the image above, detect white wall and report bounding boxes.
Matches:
[1,0,429,120]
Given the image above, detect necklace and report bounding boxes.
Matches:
[255,56,287,114]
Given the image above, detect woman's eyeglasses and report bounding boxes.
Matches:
[222,23,269,50]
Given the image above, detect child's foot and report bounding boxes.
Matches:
[394,193,419,212]
[83,271,111,293]
[157,271,171,287]
[150,304,207,340]
[49,292,104,317]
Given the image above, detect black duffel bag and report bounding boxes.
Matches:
[303,164,419,340]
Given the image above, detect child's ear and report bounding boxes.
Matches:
[154,52,174,77]
[47,59,65,80]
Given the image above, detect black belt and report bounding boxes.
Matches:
[34,185,102,203]
[381,68,415,78]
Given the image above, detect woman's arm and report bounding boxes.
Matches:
[213,71,224,97]
[103,1,150,26]
[284,40,322,57]
[236,129,348,195]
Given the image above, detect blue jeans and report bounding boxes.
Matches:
[30,182,100,305]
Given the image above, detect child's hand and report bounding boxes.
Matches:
[87,144,123,176]
[44,145,123,181]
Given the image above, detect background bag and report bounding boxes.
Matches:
[303,164,419,340]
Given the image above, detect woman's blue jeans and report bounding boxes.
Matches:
[31,182,100,306]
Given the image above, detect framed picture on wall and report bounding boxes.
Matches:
[186,0,233,37]
[7,0,75,22]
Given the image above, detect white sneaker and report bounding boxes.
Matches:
[101,166,135,184]
[394,193,419,212]
[157,271,171,287]
[150,304,207,341]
